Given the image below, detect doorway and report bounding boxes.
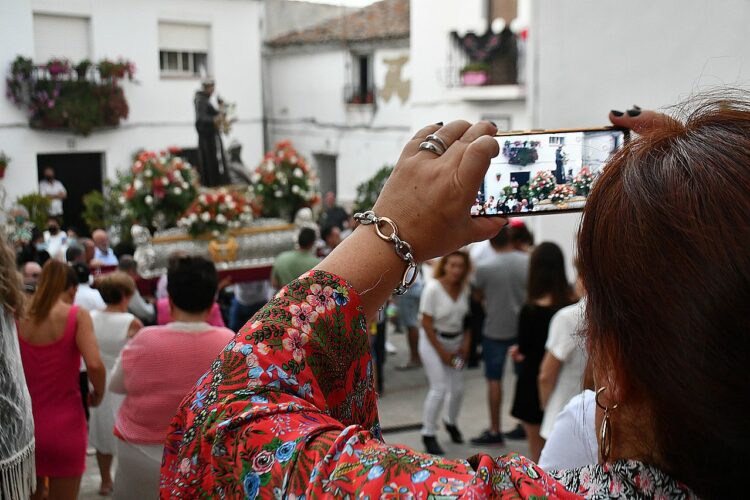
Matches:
[314,154,338,197]
[510,171,530,190]
[37,152,104,235]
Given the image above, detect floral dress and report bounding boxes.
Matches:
[161,271,695,499]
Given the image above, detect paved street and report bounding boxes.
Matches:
[79,326,528,498]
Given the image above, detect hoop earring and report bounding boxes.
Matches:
[595,386,619,463]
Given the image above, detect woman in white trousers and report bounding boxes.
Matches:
[418,250,472,455]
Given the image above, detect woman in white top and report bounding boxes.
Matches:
[418,250,471,455]
[88,272,142,496]
[538,389,598,470]
[537,275,590,442]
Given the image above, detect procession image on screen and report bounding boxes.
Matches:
[472,129,625,216]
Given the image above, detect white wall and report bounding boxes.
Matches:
[0,0,264,203]
[527,0,750,276]
[267,43,412,203]
[409,0,530,131]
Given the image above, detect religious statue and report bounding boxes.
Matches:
[194,79,229,187]
[226,140,253,185]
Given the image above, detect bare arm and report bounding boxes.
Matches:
[422,314,452,366]
[75,307,106,407]
[109,355,126,394]
[538,351,563,409]
[127,318,143,339]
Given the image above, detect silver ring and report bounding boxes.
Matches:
[426,134,448,151]
[418,141,445,156]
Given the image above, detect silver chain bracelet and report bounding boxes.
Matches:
[353,210,419,295]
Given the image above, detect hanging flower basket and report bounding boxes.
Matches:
[5,55,136,136]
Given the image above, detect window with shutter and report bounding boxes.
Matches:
[33,14,91,63]
[158,22,210,78]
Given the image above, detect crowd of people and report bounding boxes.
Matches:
[0,99,746,499]
[387,220,588,461]
[471,192,533,215]
[0,189,354,499]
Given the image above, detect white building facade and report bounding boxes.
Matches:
[0,0,264,231]
[265,0,413,203]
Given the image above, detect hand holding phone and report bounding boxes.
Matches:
[471,127,628,217]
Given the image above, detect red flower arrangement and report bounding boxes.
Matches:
[250,140,320,220]
[528,170,557,200]
[178,188,255,237]
[119,149,199,230]
[549,183,577,204]
[572,166,595,196]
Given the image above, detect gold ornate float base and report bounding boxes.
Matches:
[208,236,239,263]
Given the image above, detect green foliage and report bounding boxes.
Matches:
[0,151,9,169]
[519,184,530,201]
[16,193,50,229]
[460,62,490,74]
[352,165,394,213]
[82,190,106,230]
[82,173,132,242]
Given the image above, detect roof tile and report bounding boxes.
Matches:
[267,0,409,47]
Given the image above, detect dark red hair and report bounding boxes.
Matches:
[578,93,750,498]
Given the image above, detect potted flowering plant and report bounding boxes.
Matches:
[120,149,199,230]
[549,183,577,205]
[0,152,9,179]
[250,141,320,221]
[178,188,254,238]
[47,58,71,78]
[97,58,136,80]
[572,166,595,196]
[74,59,92,80]
[460,62,490,86]
[528,170,557,201]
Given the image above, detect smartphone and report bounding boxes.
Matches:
[472,127,629,217]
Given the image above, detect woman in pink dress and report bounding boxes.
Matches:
[18,260,106,500]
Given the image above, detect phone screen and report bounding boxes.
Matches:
[472,128,627,217]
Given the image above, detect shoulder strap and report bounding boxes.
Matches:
[65,305,79,340]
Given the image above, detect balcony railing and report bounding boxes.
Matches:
[344,84,376,106]
[445,28,523,89]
